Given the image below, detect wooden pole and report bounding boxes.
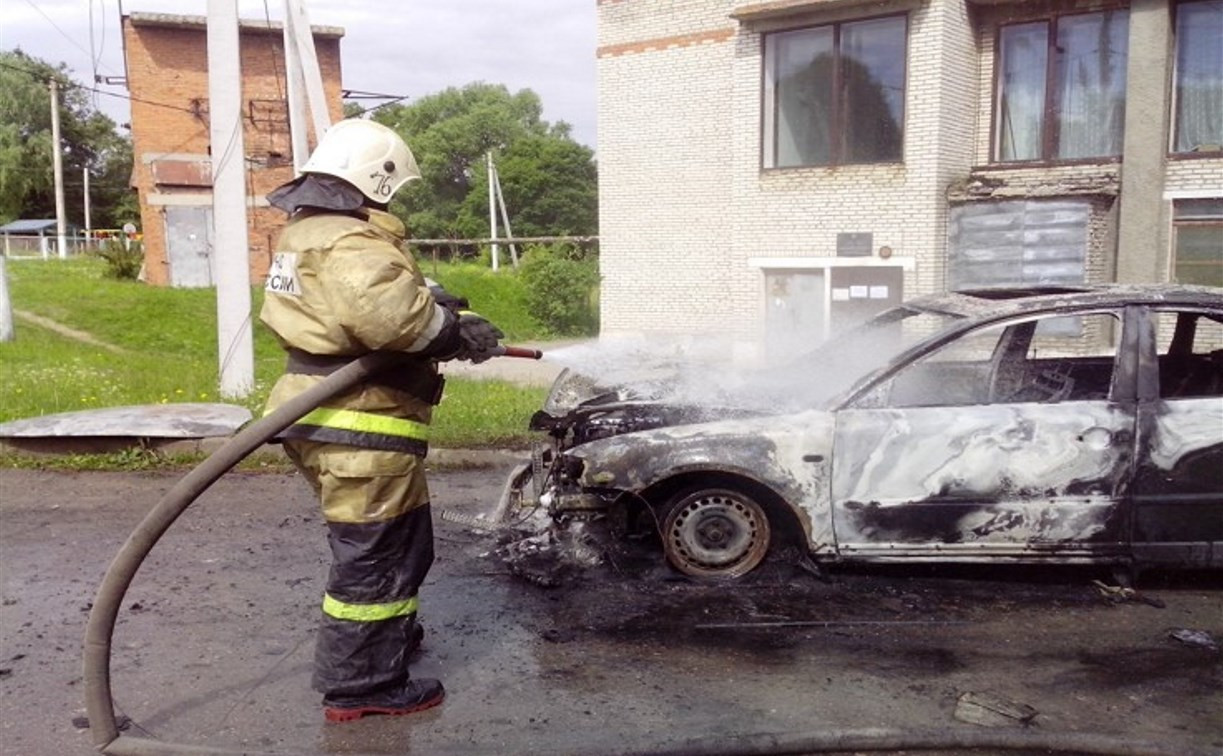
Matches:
[487,152,499,271]
[492,164,518,267]
[0,256,13,342]
[83,167,92,248]
[49,80,68,259]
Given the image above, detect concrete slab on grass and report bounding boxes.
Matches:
[0,403,251,438]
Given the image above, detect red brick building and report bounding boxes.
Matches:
[122,12,345,286]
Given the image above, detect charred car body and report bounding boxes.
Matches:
[503,286,1223,579]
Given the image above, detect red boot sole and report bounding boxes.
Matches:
[324,691,444,723]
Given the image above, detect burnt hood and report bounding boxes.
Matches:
[530,368,784,446]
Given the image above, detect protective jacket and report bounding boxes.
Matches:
[260,207,454,697]
[261,208,458,456]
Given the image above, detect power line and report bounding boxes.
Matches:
[88,0,99,108]
[18,0,121,77]
[349,94,411,117]
[87,0,110,108]
[259,0,290,161]
[261,0,286,105]
[0,59,198,116]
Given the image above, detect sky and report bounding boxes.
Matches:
[0,0,599,147]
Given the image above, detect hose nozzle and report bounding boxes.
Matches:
[492,346,543,360]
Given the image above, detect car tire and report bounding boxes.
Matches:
[661,487,772,579]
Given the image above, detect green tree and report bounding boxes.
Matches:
[370,83,596,253]
[457,133,597,239]
[0,50,135,228]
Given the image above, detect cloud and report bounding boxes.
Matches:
[0,0,597,145]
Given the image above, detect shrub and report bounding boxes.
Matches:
[518,243,599,336]
[94,239,144,280]
[428,262,539,342]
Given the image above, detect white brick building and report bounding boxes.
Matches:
[596,0,1223,361]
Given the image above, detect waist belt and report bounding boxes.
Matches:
[285,349,445,406]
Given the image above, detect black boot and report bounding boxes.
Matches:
[408,621,424,657]
[323,678,445,723]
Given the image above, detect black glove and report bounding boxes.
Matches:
[426,279,469,312]
[455,311,503,364]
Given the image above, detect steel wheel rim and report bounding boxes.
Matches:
[664,490,770,578]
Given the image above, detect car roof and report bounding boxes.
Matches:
[905,284,1223,321]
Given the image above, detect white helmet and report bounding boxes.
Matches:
[301,119,421,204]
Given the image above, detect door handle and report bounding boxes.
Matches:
[1077,427,1113,450]
[803,454,824,463]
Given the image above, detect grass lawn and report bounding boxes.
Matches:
[1,257,548,457]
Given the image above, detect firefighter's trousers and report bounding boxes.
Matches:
[284,440,435,697]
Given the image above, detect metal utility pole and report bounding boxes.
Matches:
[49,80,68,259]
[487,152,499,271]
[207,0,254,398]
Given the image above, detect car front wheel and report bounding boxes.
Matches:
[661,488,772,579]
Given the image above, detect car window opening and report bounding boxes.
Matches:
[1156,311,1223,399]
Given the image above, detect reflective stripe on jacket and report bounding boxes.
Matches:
[260,209,451,456]
[276,407,430,456]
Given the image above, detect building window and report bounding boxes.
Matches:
[995,10,1128,162]
[763,15,906,168]
[1173,1,1223,154]
[1172,199,1223,288]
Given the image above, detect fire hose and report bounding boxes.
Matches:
[81,347,539,755]
[81,347,1206,756]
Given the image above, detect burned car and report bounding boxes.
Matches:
[502,285,1223,580]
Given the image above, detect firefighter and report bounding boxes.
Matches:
[260,118,502,722]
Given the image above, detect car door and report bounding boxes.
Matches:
[1130,307,1223,567]
[830,308,1135,561]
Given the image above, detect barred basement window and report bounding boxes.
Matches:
[763,15,906,169]
[1172,200,1223,288]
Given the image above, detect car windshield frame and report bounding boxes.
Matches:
[778,305,968,408]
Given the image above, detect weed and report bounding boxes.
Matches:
[93,240,144,280]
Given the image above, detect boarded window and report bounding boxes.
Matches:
[947,200,1088,290]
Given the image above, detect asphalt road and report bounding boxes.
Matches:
[1,464,1220,755]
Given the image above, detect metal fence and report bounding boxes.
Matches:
[1,232,135,260]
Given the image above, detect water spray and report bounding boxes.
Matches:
[81,342,1187,755]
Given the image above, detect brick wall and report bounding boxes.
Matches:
[598,0,979,352]
[595,0,1220,351]
[124,13,345,286]
[1165,157,1223,193]
[967,0,1221,290]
